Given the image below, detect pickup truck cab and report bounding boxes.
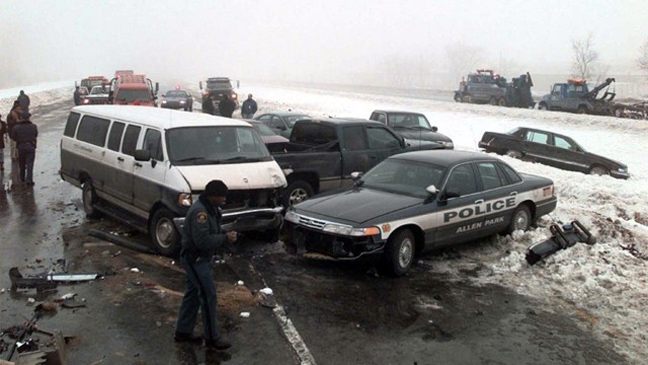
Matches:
[369,110,454,149]
[273,118,444,206]
[538,79,591,113]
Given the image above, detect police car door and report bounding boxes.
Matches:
[434,162,483,247]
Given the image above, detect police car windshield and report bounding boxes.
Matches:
[361,159,445,198]
[167,126,272,166]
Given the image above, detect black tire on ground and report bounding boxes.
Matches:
[506,150,523,159]
[506,205,532,234]
[614,108,623,118]
[382,229,416,277]
[489,97,498,106]
[82,181,102,219]
[150,208,181,257]
[577,106,588,114]
[538,103,548,110]
[282,180,315,207]
[454,93,462,102]
[498,97,507,107]
[589,165,609,176]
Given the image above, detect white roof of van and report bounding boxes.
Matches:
[71,105,250,129]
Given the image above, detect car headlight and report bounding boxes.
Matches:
[83,99,90,104]
[180,100,186,104]
[618,167,628,173]
[322,224,380,236]
[178,193,192,207]
[161,100,167,104]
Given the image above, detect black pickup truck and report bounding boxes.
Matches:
[274,118,445,206]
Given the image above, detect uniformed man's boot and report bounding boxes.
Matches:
[205,338,231,351]
[174,331,203,344]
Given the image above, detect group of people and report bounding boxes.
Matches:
[202,93,258,119]
[0,90,38,186]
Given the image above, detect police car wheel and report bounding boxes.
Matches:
[507,205,531,234]
[383,229,415,277]
[150,208,181,257]
[82,181,102,219]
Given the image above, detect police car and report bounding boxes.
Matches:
[282,150,557,276]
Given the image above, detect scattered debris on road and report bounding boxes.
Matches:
[526,220,596,265]
[240,312,250,318]
[9,267,98,292]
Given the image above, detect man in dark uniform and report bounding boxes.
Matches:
[73,87,82,106]
[10,112,38,186]
[18,90,30,113]
[175,180,236,350]
[202,95,215,115]
[218,95,236,118]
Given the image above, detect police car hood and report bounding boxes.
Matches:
[175,161,286,191]
[294,188,421,224]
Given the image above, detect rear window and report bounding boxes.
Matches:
[77,116,110,146]
[499,163,522,184]
[64,112,81,137]
[291,123,337,146]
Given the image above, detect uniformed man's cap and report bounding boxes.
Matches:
[205,180,228,197]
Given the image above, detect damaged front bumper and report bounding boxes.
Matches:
[173,206,284,232]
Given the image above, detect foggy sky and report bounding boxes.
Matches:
[1,0,646,88]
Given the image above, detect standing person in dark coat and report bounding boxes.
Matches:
[17,90,30,113]
[202,95,215,115]
[240,94,257,119]
[7,101,22,161]
[73,87,82,106]
[10,112,38,186]
[218,95,236,118]
[175,180,236,351]
[0,114,6,172]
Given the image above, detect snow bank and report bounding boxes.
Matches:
[0,80,74,113]
[244,84,648,364]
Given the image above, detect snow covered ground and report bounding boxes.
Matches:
[0,80,74,112]
[244,84,648,363]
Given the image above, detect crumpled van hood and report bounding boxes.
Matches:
[175,160,286,191]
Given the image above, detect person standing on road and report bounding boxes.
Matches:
[7,101,22,161]
[218,95,236,118]
[18,90,30,113]
[175,179,236,351]
[73,86,82,106]
[0,114,6,172]
[202,95,215,115]
[10,112,38,186]
[240,94,257,119]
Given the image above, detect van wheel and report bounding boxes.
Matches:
[577,106,588,114]
[82,181,102,219]
[506,205,531,234]
[282,181,314,207]
[382,229,415,277]
[150,208,181,257]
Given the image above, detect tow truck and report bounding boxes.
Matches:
[454,69,535,108]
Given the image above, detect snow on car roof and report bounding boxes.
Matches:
[390,149,499,167]
[72,105,250,129]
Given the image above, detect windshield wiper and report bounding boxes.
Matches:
[221,156,261,163]
[409,126,431,130]
[175,157,221,165]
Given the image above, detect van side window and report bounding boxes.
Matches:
[77,116,110,147]
[144,129,163,161]
[64,112,81,137]
[122,125,141,156]
[107,122,125,152]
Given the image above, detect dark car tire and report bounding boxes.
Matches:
[577,106,588,114]
[282,181,315,207]
[506,150,523,159]
[454,93,462,102]
[489,97,498,106]
[382,229,416,277]
[506,205,532,234]
[498,97,507,107]
[82,180,102,219]
[150,208,181,257]
[589,165,609,176]
[538,102,549,110]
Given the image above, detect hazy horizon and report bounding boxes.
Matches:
[1,0,646,89]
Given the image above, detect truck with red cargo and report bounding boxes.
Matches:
[108,74,159,106]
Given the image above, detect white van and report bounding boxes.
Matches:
[60,106,287,256]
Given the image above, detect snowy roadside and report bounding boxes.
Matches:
[0,80,74,113]
[242,84,648,364]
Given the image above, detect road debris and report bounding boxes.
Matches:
[240,312,250,318]
[236,280,244,286]
[259,287,273,295]
[526,220,596,265]
[9,267,98,292]
[130,268,140,273]
[26,298,35,304]
[61,298,86,309]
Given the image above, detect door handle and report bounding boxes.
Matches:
[134,162,143,167]
[117,157,124,162]
[510,191,518,196]
[474,199,484,204]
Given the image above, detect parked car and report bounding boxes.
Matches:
[271,117,444,207]
[478,127,630,179]
[282,150,557,276]
[369,110,454,149]
[244,119,289,153]
[60,106,287,256]
[160,89,193,111]
[255,112,311,138]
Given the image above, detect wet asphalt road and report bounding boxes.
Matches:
[0,97,628,364]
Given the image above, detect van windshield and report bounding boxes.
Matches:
[115,89,152,103]
[167,126,272,165]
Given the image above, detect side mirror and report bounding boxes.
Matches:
[431,126,438,132]
[425,185,438,195]
[155,82,159,94]
[236,80,240,88]
[199,81,203,90]
[134,149,151,162]
[351,171,364,187]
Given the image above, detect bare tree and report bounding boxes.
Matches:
[445,43,484,89]
[637,38,648,75]
[571,33,599,80]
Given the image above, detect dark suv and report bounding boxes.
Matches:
[199,77,240,113]
[369,110,454,149]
